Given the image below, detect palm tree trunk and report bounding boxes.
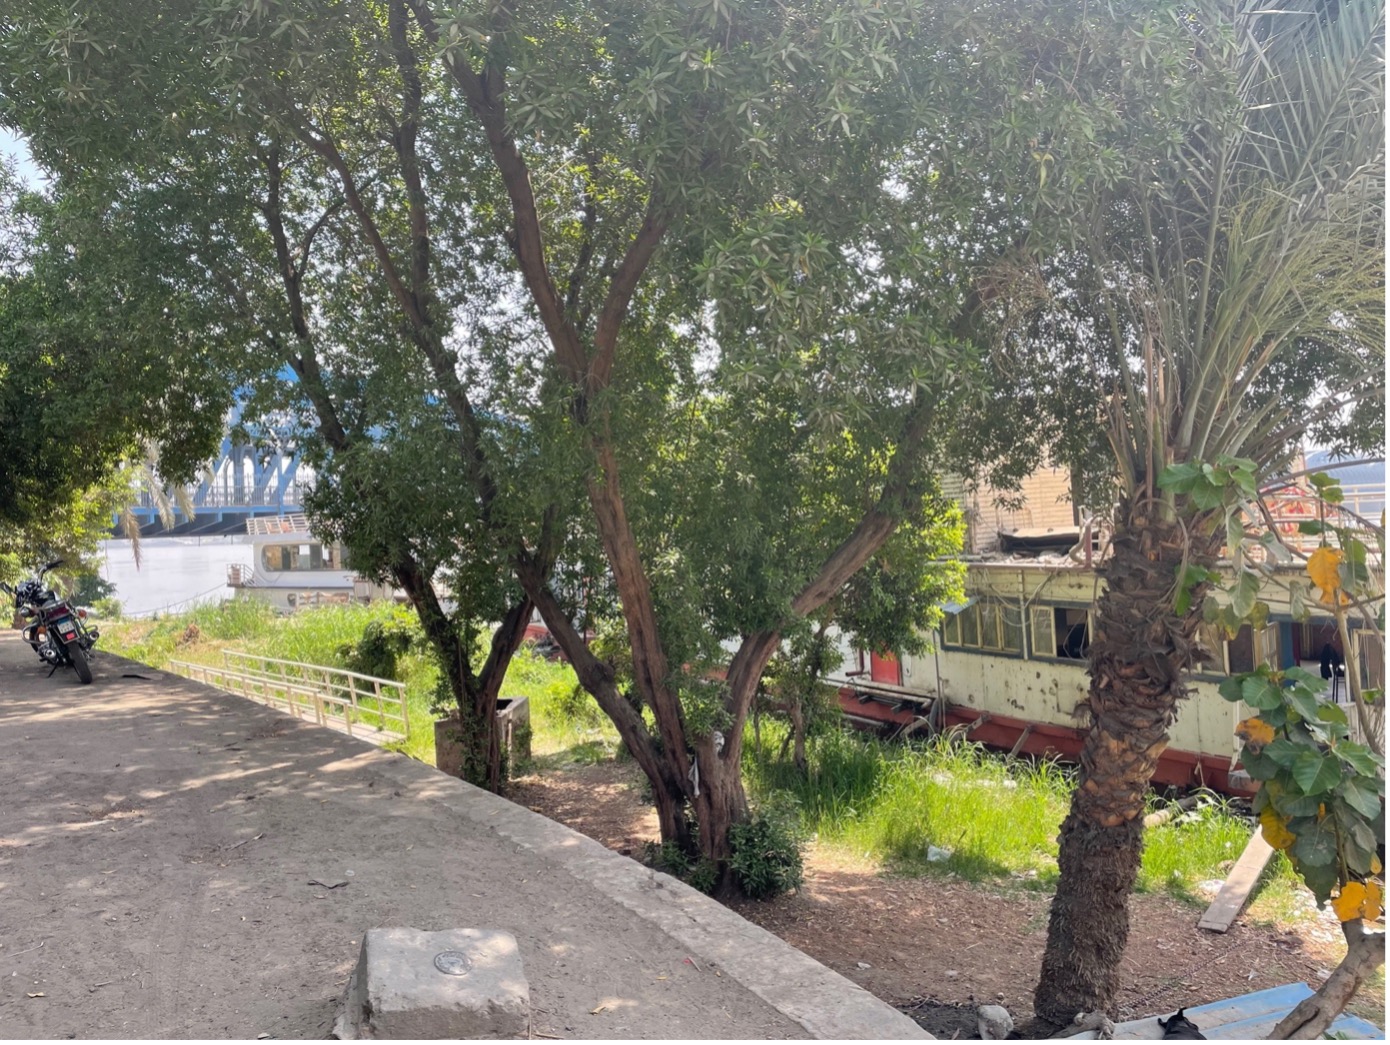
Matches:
[1034,503,1222,1023]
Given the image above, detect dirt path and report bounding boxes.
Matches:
[0,635,914,1040]
[509,758,1385,1038]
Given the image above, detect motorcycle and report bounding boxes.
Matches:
[2,559,99,684]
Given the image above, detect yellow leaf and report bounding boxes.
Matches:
[1259,808,1296,851]
[1372,855,1383,875]
[1363,881,1383,921]
[1332,882,1366,922]
[1307,547,1344,604]
[1237,717,1276,751]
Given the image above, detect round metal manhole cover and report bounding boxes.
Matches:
[433,950,474,976]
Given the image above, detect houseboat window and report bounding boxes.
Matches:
[1029,605,1090,660]
[1226,623,1279,674]
[1197,622,1226,674]
[943,612,961,646]
[1030,607,1054,658]
[1054,607,1090,659]
[960,602,980,646]
[943,600,1023,654]
[1002,609,1025,653]
[1355,630,1384,692]
[260,542,348,572]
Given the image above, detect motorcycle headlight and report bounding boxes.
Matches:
[19,606,34,619]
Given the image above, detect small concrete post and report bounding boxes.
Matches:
[333,928,529,1040]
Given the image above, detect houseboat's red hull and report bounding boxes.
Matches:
[838,686,1253,796]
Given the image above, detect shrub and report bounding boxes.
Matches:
[729,792,805,900]
[643,840,719,895]
[338,610,419,679]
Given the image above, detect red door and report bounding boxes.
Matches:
[869,651,902,685]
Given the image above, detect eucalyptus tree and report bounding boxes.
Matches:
[981,0,1386,1021]
[5,0,1209,889]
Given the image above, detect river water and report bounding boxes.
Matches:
[98,536,255,618]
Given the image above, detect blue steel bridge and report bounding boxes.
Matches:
[115,439,309,538]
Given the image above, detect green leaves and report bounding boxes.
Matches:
[1233,666,1384,909]
[1342,777,1384,820]
[1291,750,1344,796]
[1157,456,1259,512]
[1290,818,1339,867]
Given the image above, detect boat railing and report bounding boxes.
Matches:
[1258,484,1384,560]
[227,563,256,588]
[168,651,409,747]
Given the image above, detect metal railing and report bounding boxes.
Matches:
[169,651,408,746]
[1264,485,1383,539]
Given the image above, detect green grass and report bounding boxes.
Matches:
[105,603,1311,913]
[747,725,1308,910]
[750,728,1071,882]
[103,599,444,761]
[499,649,619,769]
[101,599,597,768]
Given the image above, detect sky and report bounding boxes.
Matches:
[1,128,45,189]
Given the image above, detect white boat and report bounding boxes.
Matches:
[226,514,391,610]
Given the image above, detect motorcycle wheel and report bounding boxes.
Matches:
[66,639,93,684]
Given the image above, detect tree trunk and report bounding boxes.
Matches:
[1034,506,1221,1023]
[790,698,808,773]
[1268,921,1385,1039]
[514,558,696,851]
[692,743,753,896]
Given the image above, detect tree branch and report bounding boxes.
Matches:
[388,0,431,297]
[790,395,936,617]
[589,204,669,392]
[404,0,589,383]
[1268,920,1385,1038]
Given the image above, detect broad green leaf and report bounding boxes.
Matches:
[1315,702,1348,727]
[1219,676,1246,703]
[1342,777,1383,820]
[1226,512,1245,559]
[1240,674,1284,710]
[1336,744,1386,777]
[1189,480,1227,511]
[1284,665,1325,689]
[1286,687,1321,723]
[1263,737,1303,769]
[1231,570,1260,619]
[1158,462,1203,491]
[1240,748,1281,781]
[1276,792,1323,818]
[1248,600,1270,630]
[1288,581,1311,621]
[1290,819,1338,867]
[1291,750,1343,795]
[1348,816,1379,862]
[1298,859,1338,906]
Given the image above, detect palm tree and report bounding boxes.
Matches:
[1020,0,1385,1023]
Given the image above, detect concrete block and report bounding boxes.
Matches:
[333,928,529,1039]
[434,697,531,780]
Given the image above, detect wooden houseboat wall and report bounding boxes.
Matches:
[827,558,1383,796]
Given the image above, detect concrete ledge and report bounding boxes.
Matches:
[363,753,931,1040]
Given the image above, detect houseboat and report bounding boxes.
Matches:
[226,514,393,611]
[828,461,1384,795]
